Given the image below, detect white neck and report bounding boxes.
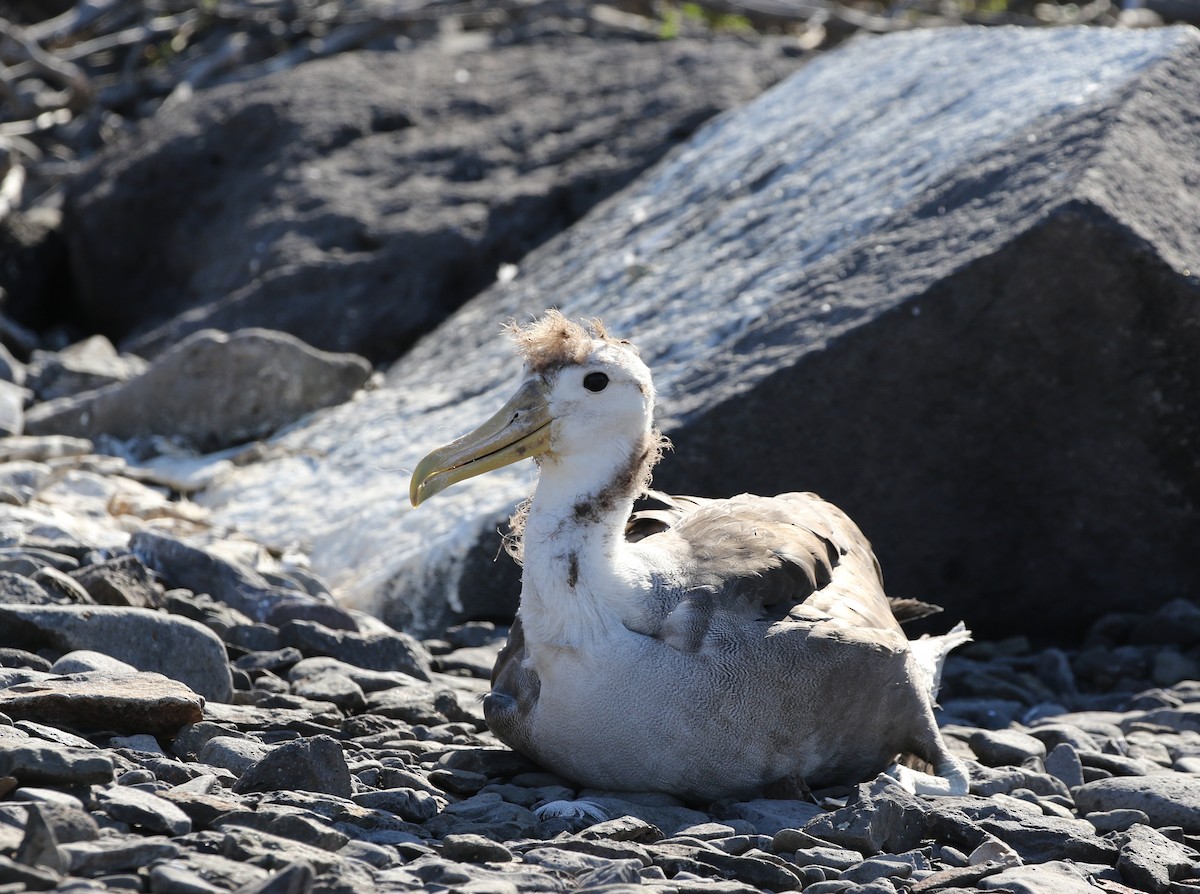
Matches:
[518,436,653,652]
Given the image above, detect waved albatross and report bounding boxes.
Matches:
[410,311,970,801]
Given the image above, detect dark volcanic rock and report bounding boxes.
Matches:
[63,37,798,364]
[0,671,203,734]
[0,603,232,701]
[231,735,352,798]
[278,619,432,681]
[131,530,304,623]
[25,329,371,452]
[203,25,1200,641]
[0,741,114,785]
[69,554,162,608]
[1074,775,1200,832]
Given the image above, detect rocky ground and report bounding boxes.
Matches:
[2,4,1200,894]
[0,431,1197,894]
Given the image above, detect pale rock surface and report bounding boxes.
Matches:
[200,26,1200,638]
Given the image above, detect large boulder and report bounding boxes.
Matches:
[200,25,1200,640]
[62,36,800,364]
[23,329,371,452]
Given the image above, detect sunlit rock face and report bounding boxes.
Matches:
[204,26,1200,640]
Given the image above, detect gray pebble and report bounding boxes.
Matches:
[439,833,514,863]
[1085,808,1151,833]
[0,742,114,785]
[794,846,864,871]
[968,728,1047,766]
[1075,775,1200,833]
[212,808,348,851]
[196,737,271,775]
[98,786,192,836]
[63,836,181,875]
[841,857,913,885]
[1043,741,1084,788]
[351,787,440,822]
[147,861,226,894]
[1116,823,1195,893]
[278,619,432,681]
[232,735,352,798]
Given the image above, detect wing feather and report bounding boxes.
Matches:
[628,491,904,639]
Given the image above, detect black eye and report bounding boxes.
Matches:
[583,372,609,393]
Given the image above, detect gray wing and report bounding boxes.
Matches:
[626,490,905,645]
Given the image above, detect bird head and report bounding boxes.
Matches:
[410,311,656,507]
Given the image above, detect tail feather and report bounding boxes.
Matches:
[910,621,971,702]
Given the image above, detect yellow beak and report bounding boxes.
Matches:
[409,379,553,507]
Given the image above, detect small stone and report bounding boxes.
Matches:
[351,788,439,822]
[0,435,91,462]
[1043,742,1084,789]
[796,880,854,894]
[155,789,246,829]
[433,746,541,779]
[196,736,272,775]
[14,720,95,749]
[979,860,1099,893]
[803,783,930,854]
[1079,750,1157,776]
[968,729,1047,766]
[967,837,1021,866]
[579,815,664,843]
[214,824,344,873]
[423,792,540,839]
[147,861,227,894]
[63,836,180,875]
[279,619,432,681]
[439,833,514,863]
[0,671,203,735]
[0,380,24,438]
[721,798,823,836]
[968,762,1069,798]
[70,555,163,609]
[231,860,315,894]
[693,849,804,891]
[792,846,865,871]
[1026,722,1101,753]
[0,571,53,605]
[24,799,99,843]
[0,852,61,889]
[1074,774,1200,832]
[172,722,249,761]
[264,595,358,632]
[161,852,269,891]
[841,857,913,885]
[30,567,92,604]
[0,604,232,701]
[1116,823,1194,893]
[129,530,298,623]
[1085,808,1150,834]
[975,816,1118,864]
[234,648,304,673]
[98,786,192,835]
[0,648,51,671]
[111,733,165,754]
[211,808,348,851]
[232,735,352,798]
[336,839,400,869]
[289,671,366,712]
[49,651,138,675]
[0,741,114,785]
[14,804,67,873]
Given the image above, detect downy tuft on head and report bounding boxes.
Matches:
[504,309,628,375]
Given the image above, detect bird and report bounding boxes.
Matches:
[410,310,969,802]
